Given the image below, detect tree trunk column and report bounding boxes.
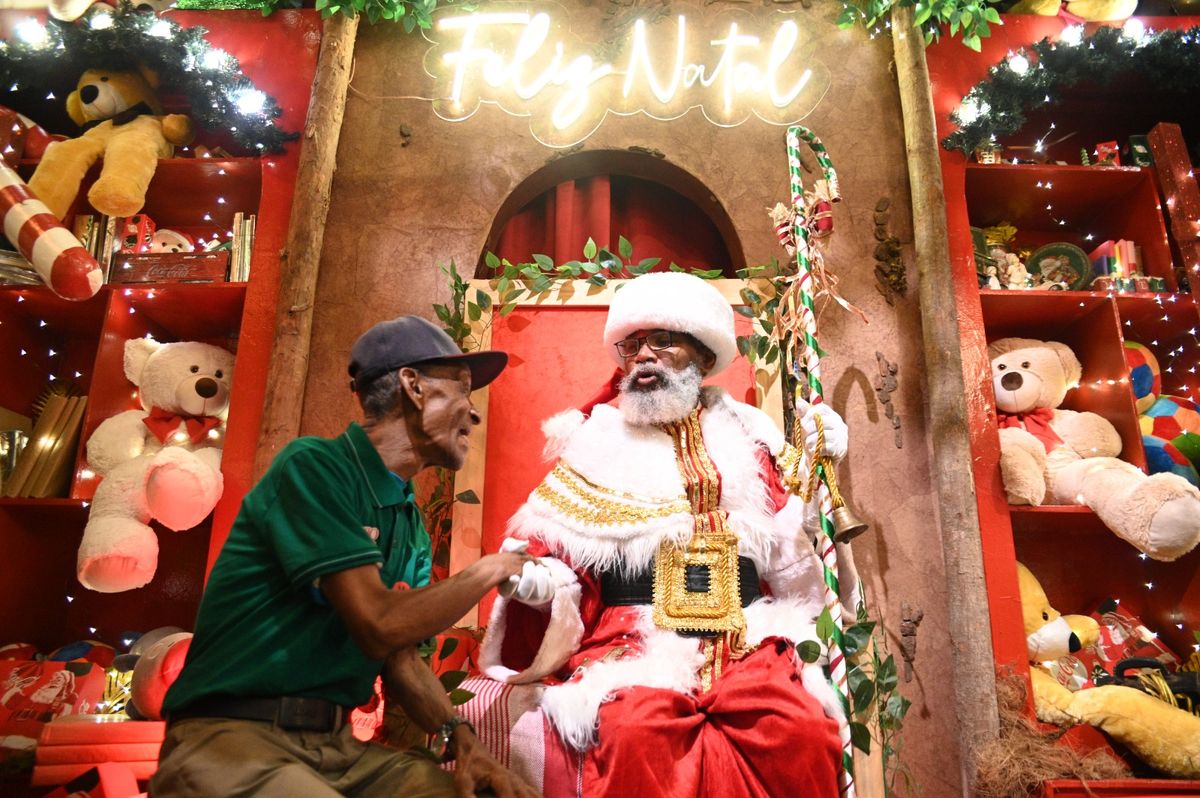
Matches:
[255,13,360,480]
[890,7,1000,793]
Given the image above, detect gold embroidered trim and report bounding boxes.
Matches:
[533,464,691,526]
[652,409,746,640]
[555,462,685,506]
[660,411,721,514]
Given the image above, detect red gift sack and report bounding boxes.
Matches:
[0,660,105,764]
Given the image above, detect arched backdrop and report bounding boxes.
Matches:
[302,3,959,793]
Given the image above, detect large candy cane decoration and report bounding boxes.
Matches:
[0,162,102,301]
[785,125,855,798]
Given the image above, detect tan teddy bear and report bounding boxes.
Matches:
[1018,562,1200,778]
[28,66,192,220]
[991,337,1200,561]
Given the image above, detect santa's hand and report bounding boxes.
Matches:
[499,561,556,606]
[496,539,555,606]
[799,401,848,461]
[499,538,529,555]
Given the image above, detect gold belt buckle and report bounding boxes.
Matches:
[651,516,744,636]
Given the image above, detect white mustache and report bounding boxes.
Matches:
[621,364,668,391]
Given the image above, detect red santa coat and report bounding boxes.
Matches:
[478,388,853,797]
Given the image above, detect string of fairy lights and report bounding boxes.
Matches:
[0,4,294,153]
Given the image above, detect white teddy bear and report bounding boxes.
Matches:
[78,338,234,593]
[992,337,1200,561]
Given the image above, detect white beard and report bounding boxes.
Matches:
[618,363,703,426]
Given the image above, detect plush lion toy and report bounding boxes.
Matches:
[28,66,192,220]
[1018,562,1200,777]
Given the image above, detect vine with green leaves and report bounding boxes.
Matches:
[429,240,912,790]
[799,599,915,795]
[838,0,1004,50]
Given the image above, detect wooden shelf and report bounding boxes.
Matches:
[1012,508,1200,658]
[966,163,1176,286]
[0,497,89,509]
[1038,778,1200,797]
[967,163,1152,229]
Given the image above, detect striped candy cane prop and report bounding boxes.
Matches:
[784,125,855,798]
[0,162,102,301]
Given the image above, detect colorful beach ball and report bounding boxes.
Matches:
[1123,341,1161,414]
[1143,434,1199,487]
[48,639,115,668]
[1140,395,1200,466]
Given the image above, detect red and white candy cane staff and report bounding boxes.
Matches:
[0,162,102,301]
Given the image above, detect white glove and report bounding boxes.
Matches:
[497,538,555,607]
[798,401,848,461]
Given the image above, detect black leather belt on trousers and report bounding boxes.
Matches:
[600,556,761,637]
[168,696,349,732]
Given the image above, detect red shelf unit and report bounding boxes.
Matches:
[0,10,320,656]
[928,14,1200,791]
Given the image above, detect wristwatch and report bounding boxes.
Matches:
[436,715,475,762]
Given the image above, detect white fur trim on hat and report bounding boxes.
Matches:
[604,273,736,375]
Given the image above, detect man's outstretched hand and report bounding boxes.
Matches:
[452,727,541,798]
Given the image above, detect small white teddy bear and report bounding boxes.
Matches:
[77,338,234,592]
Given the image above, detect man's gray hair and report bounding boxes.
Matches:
[358,369,405,420]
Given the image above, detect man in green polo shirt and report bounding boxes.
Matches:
[152,316,539,798]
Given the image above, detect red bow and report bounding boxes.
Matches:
[996,407,1063,453]
[143,406,222,445]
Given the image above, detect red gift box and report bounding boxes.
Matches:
[1051,601,1181,692]
[41,762,141,798]
[38,715,166,746]
[1094,140,1120,167]
[32,716,165,788]
[116,215,157,255]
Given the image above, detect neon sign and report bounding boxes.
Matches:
[424,7,830,147]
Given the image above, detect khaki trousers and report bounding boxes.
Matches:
[150,717,456,797]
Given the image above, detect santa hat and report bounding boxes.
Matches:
[603,272,736,375]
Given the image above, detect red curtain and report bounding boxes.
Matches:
[489,175,733,276]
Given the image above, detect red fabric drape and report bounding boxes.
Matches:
[491,175,732,275]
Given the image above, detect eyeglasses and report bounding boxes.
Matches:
[615,330,676,358]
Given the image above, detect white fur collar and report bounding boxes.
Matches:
[509,388,780,575]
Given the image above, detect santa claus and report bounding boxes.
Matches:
[478,272,859,797]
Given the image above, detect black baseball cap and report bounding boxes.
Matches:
[348,316,508,393]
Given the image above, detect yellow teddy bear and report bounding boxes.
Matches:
[28,66,192,220]
[1018,562,1200,778]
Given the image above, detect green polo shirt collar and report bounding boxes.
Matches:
[343,422,411,509]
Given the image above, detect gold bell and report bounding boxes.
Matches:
[831,503,869,543]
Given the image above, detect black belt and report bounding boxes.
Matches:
[600,556,761,637]
[168,696,349,732]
